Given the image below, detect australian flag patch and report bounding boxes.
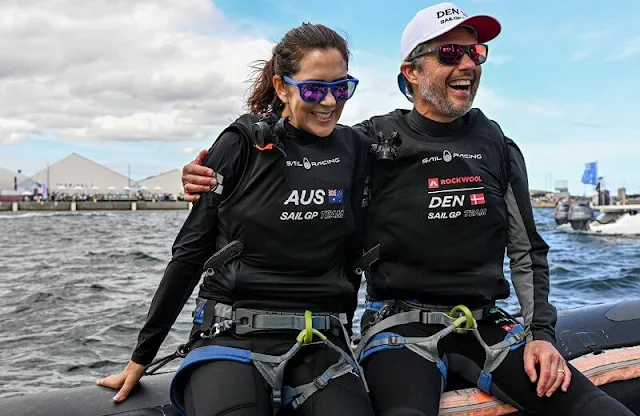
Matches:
[328,188,344,204]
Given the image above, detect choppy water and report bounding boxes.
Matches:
[1,209,639,399]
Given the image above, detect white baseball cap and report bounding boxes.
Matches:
[398,2,501,100]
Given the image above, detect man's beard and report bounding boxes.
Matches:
[418,71,478,119]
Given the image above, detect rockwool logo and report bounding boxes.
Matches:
[428,176,482,189]
[441,176,482,185]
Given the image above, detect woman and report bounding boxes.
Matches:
[97,23,374,416]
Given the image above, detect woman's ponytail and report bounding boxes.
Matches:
[247,56,282,114]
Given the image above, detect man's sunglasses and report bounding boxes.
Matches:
[409,43,488,66]
[282,76,359,104]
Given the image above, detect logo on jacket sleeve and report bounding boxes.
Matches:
[328,189,344,204]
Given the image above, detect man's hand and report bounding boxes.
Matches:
[182,149,216,202]
[523,340,571,397]
[96,360,145,403]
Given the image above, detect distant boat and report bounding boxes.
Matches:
[554,202,571,225]
[558,203,640,235]
[559,161,640,235]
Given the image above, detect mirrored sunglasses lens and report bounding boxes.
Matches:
[439,44,464,65]
[333,80,356,101]
[299,83,327,102]
[471,44,488,64]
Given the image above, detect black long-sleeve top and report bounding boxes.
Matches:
[131,118,370,365]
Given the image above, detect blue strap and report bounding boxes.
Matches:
[281,386,294,407]
[359,332,406,361]
[506,324,526,351]
[477,371,492,394]
[192,300,207,324]
[364,300,386,312]
[359,330,448,389]
[364,299,420,312]
[436,359,448,386]
[170,346,252,416]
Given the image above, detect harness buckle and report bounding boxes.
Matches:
[388,335,401,346]
[233,309,256,335]
[271,389,282,405]
[420,310,432,324]
[313,375,329,389]
[200,319,234,339]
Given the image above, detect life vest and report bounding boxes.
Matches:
[362,109,512,307]
[199,113,365,313]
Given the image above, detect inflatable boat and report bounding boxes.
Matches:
[2,299,640,416]
[558,202,640,235]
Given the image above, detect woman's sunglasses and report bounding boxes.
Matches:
[282,76,359,104]
[409,43,488,66]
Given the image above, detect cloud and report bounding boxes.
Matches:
[0,0,274,145]
[570,48,592,62]
[518,135,640,193]
[0,118,37,144]
[487,55,511,66]
[338,50,410,126]
[567,27,640,62]
[606,37,640,61]
[182,147,195,154]
[576,29,613,42]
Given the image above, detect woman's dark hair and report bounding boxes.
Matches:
[247,23,350,114]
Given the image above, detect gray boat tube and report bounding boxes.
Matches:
[2,299,639,416]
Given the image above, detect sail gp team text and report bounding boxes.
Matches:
[280,210,344,221]
[427,208,487,220]
[280,189,345,221]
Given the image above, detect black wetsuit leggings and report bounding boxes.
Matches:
[180,332,374,416]
[361,311,635,416]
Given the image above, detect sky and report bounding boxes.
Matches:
[1,0,639,194]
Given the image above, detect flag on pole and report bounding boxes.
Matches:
[581,161,597,185]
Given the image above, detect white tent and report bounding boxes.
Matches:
[138,169,182,196]
[30,153,132,192]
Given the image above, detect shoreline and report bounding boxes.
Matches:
[2,200,555,212]
[0,200,192,212]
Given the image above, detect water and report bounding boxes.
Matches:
[1,209,639,399]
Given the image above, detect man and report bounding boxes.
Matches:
[181,3,633,415]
